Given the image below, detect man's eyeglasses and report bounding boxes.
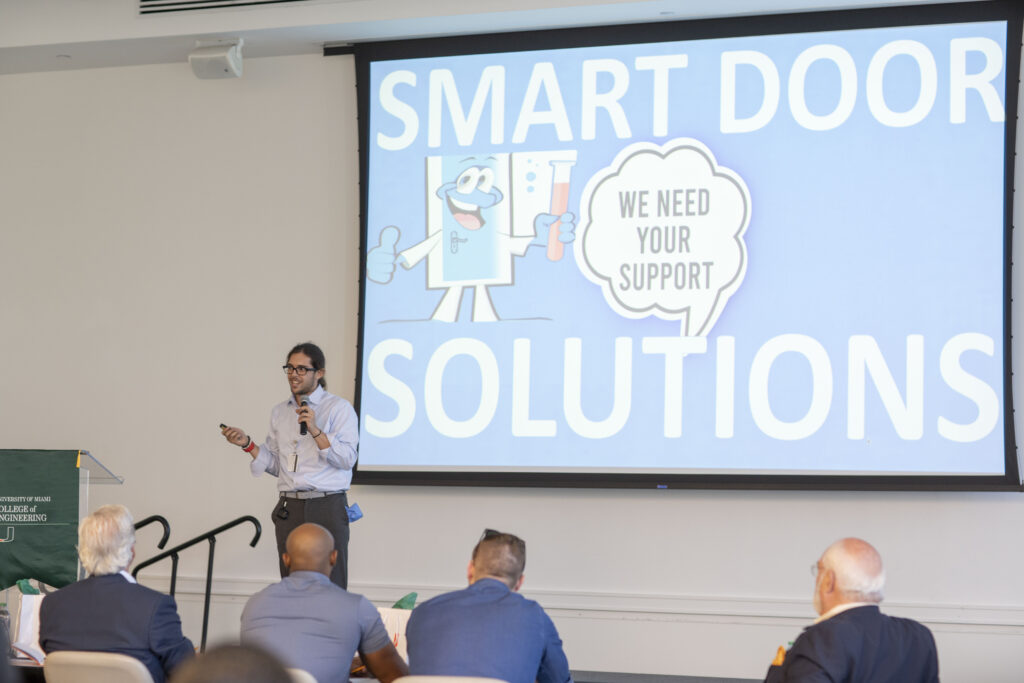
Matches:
[283,364,316,376]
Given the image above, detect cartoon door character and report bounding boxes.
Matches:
[367,151,577,322]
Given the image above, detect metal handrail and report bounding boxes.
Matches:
[134,514,171,549]
[132,515,261,652]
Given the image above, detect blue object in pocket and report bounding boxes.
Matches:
[346,502,363,523]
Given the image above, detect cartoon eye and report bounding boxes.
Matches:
[456,168,481,194]
[477,168,495,193]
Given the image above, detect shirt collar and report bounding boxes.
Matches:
[470,577,513,593]
[284,570,334,586]
[814,601,875,624]
[88,570,136,583]
[290,384,326,407]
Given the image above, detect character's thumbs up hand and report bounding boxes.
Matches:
[367,226,401,284]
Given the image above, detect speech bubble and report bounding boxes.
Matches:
[576,139,750,336]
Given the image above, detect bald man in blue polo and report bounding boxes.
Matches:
[241,523,407,683]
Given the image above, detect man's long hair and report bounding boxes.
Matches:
[288,342,327,389]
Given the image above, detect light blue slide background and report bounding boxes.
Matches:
[359,20,1008,475]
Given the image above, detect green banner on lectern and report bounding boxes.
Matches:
[0,449,80,590]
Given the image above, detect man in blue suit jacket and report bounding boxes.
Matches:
[764,537,938,683]
[406,529,572,683]
[39,504,194,682]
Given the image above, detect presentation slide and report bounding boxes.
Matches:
[354,5,1019,487]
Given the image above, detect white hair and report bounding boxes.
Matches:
[822,537,885,602]
[78,504,135,576]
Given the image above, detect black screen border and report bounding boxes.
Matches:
[346,0,1023,492]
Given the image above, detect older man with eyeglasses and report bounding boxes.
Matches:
[406,529,573,683]
[222,341,358,589]
[764,537,938,683]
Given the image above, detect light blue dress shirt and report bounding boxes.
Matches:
[250,385,359,492]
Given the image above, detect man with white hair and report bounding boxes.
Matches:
[39,504,194,682]
[765,537,938,682]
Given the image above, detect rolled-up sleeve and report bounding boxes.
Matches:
[319,399,359,470]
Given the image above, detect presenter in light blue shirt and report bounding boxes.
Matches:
[222,341,358,589]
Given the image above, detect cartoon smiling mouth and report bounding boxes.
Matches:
[447,195,485,230]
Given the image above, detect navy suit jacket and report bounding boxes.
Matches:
[39,573,194,683]
[407,578,572,683]
[764,605,938,683]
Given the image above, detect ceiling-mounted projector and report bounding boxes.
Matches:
[189,39,244,79]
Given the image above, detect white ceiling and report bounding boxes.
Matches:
[0,0,971,75]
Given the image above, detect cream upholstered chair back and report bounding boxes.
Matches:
[395,677,507,683]
[286,668,318,683]
[43,650,155,683]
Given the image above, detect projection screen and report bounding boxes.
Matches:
[350,1,1022,490]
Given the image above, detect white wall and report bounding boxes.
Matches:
[2,51,1024,682]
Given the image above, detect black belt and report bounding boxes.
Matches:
[280,490,346,500]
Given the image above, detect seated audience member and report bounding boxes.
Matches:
[39,504,194,683]
[406,529,572,683]
[171,644,290,683]
[240,523,407,683]
[765,537,938,683]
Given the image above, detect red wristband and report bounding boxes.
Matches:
[242,438,256,453]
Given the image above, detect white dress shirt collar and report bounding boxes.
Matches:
[290,384,326,407]
[814,601,875,624]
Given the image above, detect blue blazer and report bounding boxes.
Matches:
[765,605,938,683]
[39,573,194,683]
[407,578,572,683]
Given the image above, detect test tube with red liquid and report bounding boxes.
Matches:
[546,159,575,261]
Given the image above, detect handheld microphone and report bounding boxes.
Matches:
[300,400,308,436]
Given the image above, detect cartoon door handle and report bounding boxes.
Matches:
[450,231,469,254]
